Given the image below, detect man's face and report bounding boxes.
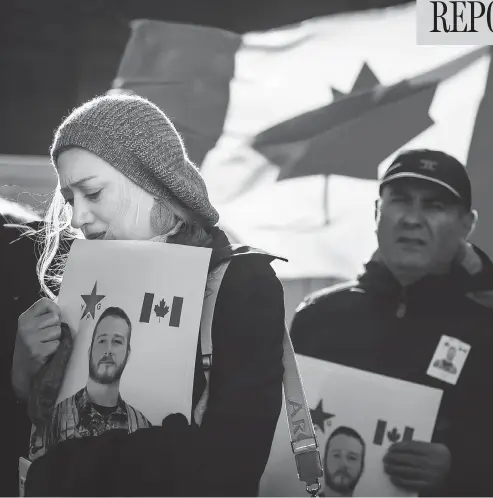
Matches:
[89,315,130,384]
[376,179,473,276]
[325,434,364,495]
[446,347,457,361]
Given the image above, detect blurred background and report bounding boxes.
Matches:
[0,0,412,156]
[2,0,492,324]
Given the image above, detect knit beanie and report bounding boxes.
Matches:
[50,94,219,226]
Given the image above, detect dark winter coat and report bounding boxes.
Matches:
[291,244,493,497]
[25,229,286,497]
[0,217,43,497]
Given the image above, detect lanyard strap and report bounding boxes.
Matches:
[281,327,323,495]
[196,261,322,495]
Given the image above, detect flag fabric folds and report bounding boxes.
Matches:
[111,4,493,283]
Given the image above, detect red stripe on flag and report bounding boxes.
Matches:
[112,20,242,167]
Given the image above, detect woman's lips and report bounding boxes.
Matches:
[86,232,106,240]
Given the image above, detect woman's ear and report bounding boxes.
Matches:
[167,220,184,237]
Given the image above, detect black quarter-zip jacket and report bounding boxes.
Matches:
[291,245,493,497]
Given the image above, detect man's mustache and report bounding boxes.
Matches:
[333,469,351,480]
[98,355,115,365]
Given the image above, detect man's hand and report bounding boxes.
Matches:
[383,441,451,492]
[12,298,62,400]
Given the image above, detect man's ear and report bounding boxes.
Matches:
[374,199,380,223]
[463,209,478,240]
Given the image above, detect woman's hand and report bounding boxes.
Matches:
[12,298,62,400]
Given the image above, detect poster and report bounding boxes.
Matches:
[260,356,443,497]
[29,239,212,459]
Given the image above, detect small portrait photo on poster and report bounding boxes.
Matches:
[322,426,366,497]
[48,306,151,448]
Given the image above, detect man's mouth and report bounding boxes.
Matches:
[334,471,351,480]
[99,359,115,366]
[397,236,426,246]
[86,232,106,240]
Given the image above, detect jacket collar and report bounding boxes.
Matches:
[358,242,493,300]
[208,227,287,271]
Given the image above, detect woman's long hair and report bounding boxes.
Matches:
[38,175,213,301]
[38,188,81,300]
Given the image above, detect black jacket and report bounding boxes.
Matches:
[25,233,286,497]
[291,245,493,497]
[0,217,43,497]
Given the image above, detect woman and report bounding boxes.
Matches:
[12,95,286,496]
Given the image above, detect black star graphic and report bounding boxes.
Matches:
[310,400,334,433]
[81,282,105,319]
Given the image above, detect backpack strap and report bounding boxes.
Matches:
[193,261,231,426]
[193,260,323,495]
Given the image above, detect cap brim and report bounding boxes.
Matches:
[380,172,462,200]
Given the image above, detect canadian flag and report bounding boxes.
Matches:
[111,3,493,283]
[139,292,184,328]
[373,419,415,446]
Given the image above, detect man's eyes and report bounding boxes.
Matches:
[390,197,446,208]
[390,195,408,203]
[97,339,123,345]
[428,201,446,209]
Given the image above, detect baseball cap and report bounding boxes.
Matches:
[379,149,472,210]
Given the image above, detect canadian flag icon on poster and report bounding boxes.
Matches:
[139,293,184,327]
[373,420,415,446]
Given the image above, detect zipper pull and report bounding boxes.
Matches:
[396,288,407,318]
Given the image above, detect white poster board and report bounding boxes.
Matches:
[29,239,211,459]
[261,355,443,497]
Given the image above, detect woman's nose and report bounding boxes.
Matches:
[71,198,92,229]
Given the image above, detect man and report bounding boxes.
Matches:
[49,306,150,447]
[323,426,366,497]
[291,149,493,496]
[433,346,457,374]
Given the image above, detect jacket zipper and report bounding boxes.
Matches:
[396,287,407,318]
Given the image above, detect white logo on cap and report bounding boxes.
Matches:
[420,159,437,172]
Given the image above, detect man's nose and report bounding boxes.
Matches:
[102,345,113,356]
[401,202,425,226]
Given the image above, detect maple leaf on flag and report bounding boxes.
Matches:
[154,299,170,322]
[387,427,402,443]
[249,47,487,224]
